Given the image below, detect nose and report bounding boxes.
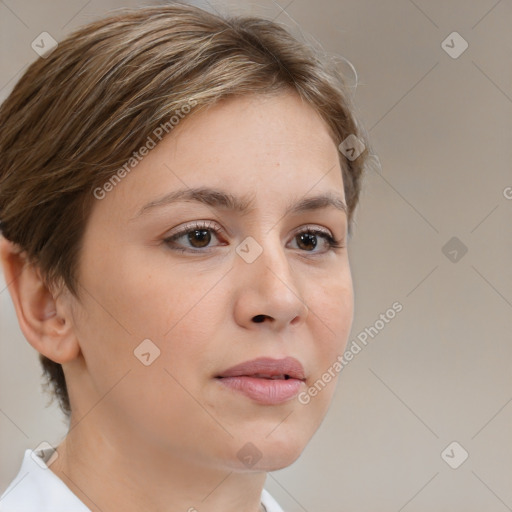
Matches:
[232,235,309,331]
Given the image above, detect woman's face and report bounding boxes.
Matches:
[67,90,354,471]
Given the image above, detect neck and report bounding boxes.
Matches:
[49,417,268,512]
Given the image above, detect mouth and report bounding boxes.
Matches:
[215,357,306,405]
[216,356,306,380]
[239,374,294,380]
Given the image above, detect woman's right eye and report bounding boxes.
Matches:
[163,221,226,253]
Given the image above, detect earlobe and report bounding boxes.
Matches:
[0,236,81,364]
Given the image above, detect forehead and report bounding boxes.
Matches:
[182,91,338,155]
[90,90,345,224]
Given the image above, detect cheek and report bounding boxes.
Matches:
[70,264,214,439]
[75,239,223,372]
[311,269,354,350]
[84,253,205,338]
[301,269,353,406]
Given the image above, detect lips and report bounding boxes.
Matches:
[215,357,306,405]
[216,357,306,381]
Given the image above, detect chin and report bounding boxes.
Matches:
[228,432,309,473]
[257,449,304,472]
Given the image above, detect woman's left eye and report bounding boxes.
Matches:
[291,228,344,253]
[163,221,344,254]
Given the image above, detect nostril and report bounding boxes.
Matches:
[253,314,267,323]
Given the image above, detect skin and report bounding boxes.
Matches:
[0,89,354,512]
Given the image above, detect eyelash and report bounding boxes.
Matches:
[162,221,345,255]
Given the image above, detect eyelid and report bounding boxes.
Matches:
[165,220,225,238]
[290,224,332,237]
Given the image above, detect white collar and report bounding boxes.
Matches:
[0,448,90,511]
[1,448,284,512]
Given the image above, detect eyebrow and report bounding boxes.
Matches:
[132,186,347,219]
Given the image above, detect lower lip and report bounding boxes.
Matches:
[216,376,304,405]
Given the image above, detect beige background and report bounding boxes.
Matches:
[1,0,511,510]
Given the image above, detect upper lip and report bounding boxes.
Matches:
[216,357,306,380]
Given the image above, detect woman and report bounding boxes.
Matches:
[0,3,368,511]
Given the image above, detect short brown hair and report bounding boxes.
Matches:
[0,3,368,418]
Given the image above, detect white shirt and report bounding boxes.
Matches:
[0,447,284,512]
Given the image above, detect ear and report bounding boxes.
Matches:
[0,236,81,364]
